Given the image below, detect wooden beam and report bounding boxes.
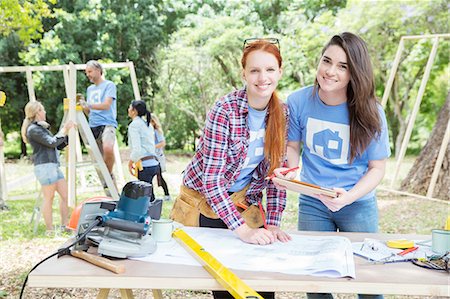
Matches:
[401,33,450,40]
[68,62,77,207]
[62,66,70,98]
[0,62,132,73]
[377,186,449,204]
[25,67,36,102]
[426,118,450,198]
[128,61,141,101]
[381,38,404,108]
[390,37,440,188]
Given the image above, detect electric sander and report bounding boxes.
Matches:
[96,180,157,258]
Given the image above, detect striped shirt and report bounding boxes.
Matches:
[183,87,288,230]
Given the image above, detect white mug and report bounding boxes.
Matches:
[432,229,450,254]
[152,219,174,242]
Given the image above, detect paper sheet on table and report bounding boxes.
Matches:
[132,227,355,278]
[352,239,434,263]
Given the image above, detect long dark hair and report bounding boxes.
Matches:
[130,100,151,126]
[314,32,381,162]
[241,40,286,173]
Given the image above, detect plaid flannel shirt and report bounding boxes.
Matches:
[183,87,288,230]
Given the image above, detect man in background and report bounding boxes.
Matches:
[81,60,118,178]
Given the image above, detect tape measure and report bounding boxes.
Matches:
[0,91,6,107]
[173,228,263,299]
[386,239,414,249]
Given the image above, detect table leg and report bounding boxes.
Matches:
[152,289,163,299]
[119,289,134,298]
[97,289,110,299]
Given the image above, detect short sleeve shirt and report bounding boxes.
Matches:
[87,80,118,128]
[287,86,391,201]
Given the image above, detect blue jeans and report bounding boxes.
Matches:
[298,195,379,233]
[298,195,383,299]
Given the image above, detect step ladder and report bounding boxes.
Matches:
[61,98,122,200]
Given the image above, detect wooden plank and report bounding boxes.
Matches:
[390,37,440,188]
[27,231,449,296]
[377,186,448,203]
[62,66,70,98]
[25,68,36,102]
[119,289,135,299]
[381,38,404,108]
[96,289,110,299]
[68,63,77,207]
[426,118,450,197]
[75,110,119,200]
[0,62,131,73]
[128,61,141,101]
[152,289,163,299]
[402,33,450,40]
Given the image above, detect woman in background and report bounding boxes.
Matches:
[21,101,74,235]
[127,100,159,200]
[151,114,171,201]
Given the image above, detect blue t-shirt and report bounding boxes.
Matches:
[229,106,267,192]
[87,80,118,128]
[287,86,391,201]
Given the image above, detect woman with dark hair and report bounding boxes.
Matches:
[127,100,159,199]
[275,32,390,299]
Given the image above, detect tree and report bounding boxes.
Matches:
[0,0,55,45]
[400,92,450,200]
[278,0,448,156]
[154,15,263,149]
[1,0,186,146]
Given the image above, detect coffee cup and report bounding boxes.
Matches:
[432,229,450,254]
[152,219,174,242]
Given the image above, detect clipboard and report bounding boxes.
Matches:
[272,177,338,198]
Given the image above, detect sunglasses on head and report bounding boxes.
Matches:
[243,37,280,51]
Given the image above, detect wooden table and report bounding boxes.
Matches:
[28,231,449,298]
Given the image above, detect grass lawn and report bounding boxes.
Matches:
[0,154,448,298]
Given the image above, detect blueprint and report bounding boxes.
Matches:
[133,227,355,278]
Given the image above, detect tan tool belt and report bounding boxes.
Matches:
[170,185,264,228]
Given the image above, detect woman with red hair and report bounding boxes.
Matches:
[171,39,291,246]
[171,38,290,298]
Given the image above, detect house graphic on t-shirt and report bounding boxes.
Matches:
[306,117,349,165]
[313,129,342,160]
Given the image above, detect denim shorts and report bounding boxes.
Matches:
[298,194,379,233]
[34,163,65,186]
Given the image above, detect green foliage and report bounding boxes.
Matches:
[0,0,55,45]
[153,15,264,146]
[1,0,187,145]
[0,0,447,152]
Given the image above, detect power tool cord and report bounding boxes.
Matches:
[19,217,103,299]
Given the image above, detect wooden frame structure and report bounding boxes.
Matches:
[380,33,450,200]
[0,61,141,206]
